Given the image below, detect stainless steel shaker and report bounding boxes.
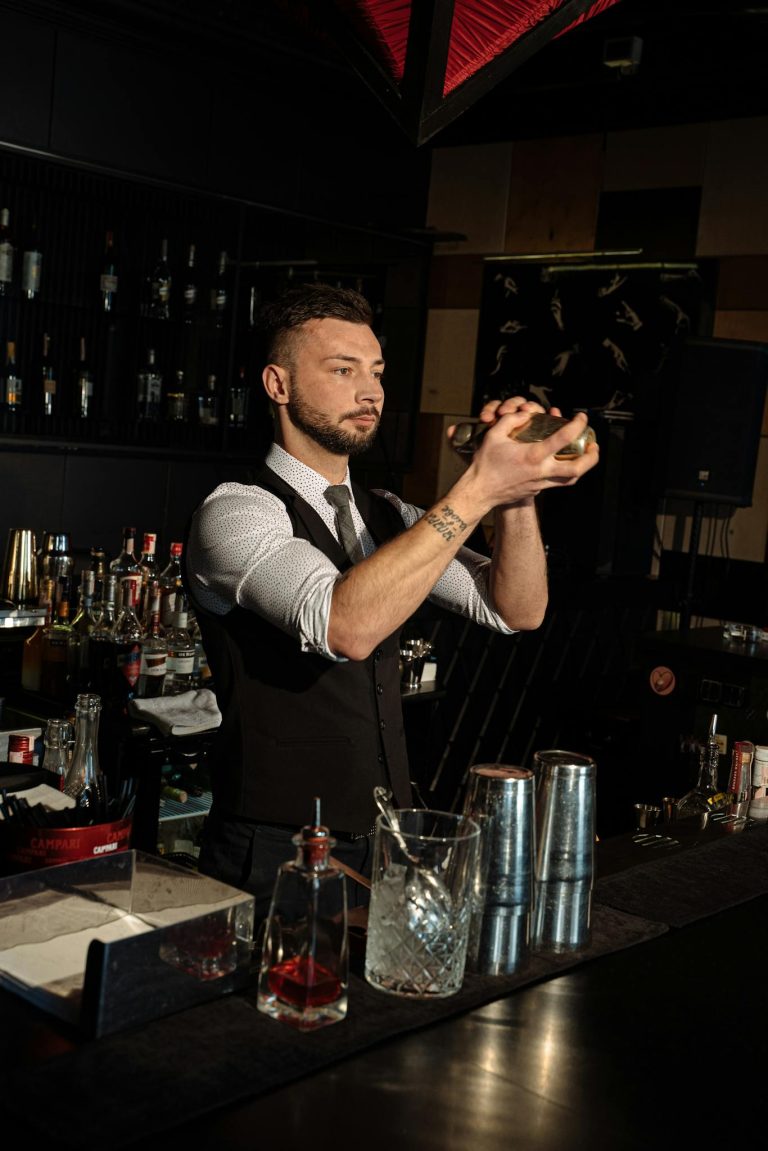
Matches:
[2,529,39,605]
[530,749,596,955]
[462,764,535,975]
[451,412,596,460]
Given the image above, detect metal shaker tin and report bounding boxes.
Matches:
[451,412,595,460]
[462,764,535,975]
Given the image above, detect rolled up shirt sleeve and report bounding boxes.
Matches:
[186,483,348,660]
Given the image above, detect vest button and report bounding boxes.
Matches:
[377,753,384,763]
[376,683,384,694]
[379,720,386,730]
[374,648,383,661]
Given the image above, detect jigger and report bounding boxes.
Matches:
[2,529,38,606]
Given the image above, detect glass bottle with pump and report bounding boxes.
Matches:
[63,693,105,823]
[258,797,348,1030]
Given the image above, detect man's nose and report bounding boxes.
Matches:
[357,375,384,403]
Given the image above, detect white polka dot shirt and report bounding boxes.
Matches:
[186,443,514,661]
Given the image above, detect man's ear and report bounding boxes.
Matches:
[262,363,289,405]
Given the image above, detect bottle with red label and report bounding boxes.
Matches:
[158,540,184,627]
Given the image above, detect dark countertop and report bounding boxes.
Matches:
[1,819,766,1149]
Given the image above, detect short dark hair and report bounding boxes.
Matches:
[259,283,374,366]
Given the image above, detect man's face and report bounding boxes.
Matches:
[283,317,384,456]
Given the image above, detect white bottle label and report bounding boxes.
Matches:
[167,650,195,675]
[0,242,12,282]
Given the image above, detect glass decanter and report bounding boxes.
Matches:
[676,713,731,823]
[257,797,348,1031]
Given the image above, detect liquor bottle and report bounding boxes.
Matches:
[21,220,43,300]
[149,237,172,320]
[3,340,22,412]
[63,693,106,823]
[88,573,117,700]
[210,250,229,326]
[40,332,56,417]
[166,368,188,422]
[0,207,14,295]
[71,569,96,691]
[138,531,158,619]
[197,373,219,425]
[111,577,143,707]
[228,365,249,427]
[162,592,196,695]
[42,717,72,791]
[189,608,211,685]
[137,584,168,698]
[100,229,118,312]
[183,242,198,322]
[257,798,348,1030]
[676,713,731,821]
[39,582,77,702]
[158,540,184,626]
[109,526,142,608]
[74,336,94,419]
[137,347,163,420]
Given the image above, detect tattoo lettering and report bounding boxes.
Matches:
[425,505,468,542]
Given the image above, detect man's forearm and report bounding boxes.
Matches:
[488,499,548,631]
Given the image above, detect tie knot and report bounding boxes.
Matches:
[324,484,352,510]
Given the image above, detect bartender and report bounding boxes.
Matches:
[184,282,599,916]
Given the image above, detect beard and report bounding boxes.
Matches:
[286,391,380,456]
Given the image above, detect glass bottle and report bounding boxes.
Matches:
[166,368,188,422]
[0,207,14,295]
[183,242,198,322]
[21,579,54,693]
[21,219,43,300]
[42,717,72,791]
[111,577,143,707]
[138,531,158,620]
[63,693,105,823]
[197,373,219,426]
[3,340,22,412]
[137,347,163,420]
[137,584,168,698]
[40,332,56,417]
[149,237,171,320]
[74,335,93,419]
[257,797,348,1030]
[110,526,142,608]
[162,592,196,695]
[39,581,77,702]
[100,229,118,312]
[228,365,249,427]
[158,541,184,627]
[71,569,96,691]
[210,249,229,326]
[677,713,731,822]
[88,573,118,701]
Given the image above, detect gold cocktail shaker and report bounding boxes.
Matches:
[451,412,596,460]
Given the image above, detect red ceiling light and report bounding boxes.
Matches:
[326,0,625,143]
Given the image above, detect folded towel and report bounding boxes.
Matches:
[128,689,222,737]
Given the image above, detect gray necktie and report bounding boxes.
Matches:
[324,484,362,564]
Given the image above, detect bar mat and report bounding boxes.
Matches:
[1,902,666,1149]
[595,822,768,928]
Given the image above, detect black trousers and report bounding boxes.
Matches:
[197,808,374,924]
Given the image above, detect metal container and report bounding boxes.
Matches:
[462,764,535,975]
[451,412,595,460]
[531,749,596,955]
[2,528,38,606]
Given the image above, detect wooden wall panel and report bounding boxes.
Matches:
[603,124,708,192]
[419,308,479,414]
[505,135,603,254]
[427,143,512,255]
[697,117,768,256]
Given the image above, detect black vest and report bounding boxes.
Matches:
[184,466,412,833]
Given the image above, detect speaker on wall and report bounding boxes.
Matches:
[659,337,768,506]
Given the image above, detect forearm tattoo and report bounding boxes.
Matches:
[425,504,468,542]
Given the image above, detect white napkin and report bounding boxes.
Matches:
[127,688,222,737]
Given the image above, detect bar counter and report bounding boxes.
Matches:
[1,818,767,1149]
